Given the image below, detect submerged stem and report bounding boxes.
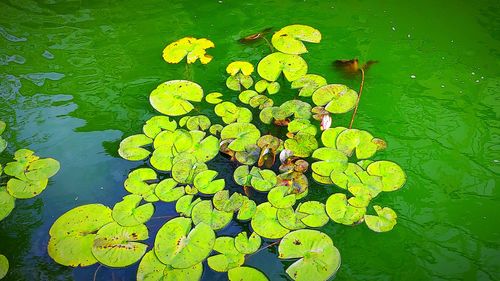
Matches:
[262,37,274,53]
[349,68,365,129]
[93,264,102,281]
[246,240,281,259]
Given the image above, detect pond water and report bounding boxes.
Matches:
[0,0,499,280]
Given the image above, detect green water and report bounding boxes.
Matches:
[1,0,499,280]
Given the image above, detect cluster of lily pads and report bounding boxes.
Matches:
[0,120,61,279]
[47,24,406,281]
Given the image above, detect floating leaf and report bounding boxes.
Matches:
[364,205,397,232]
[288,119,317,136]
[206,92,223,104]
[150,80,203,116]
[251,202,289,239]
[0,254,7,279]
[296,201,329,228]
[220,123,261,152]
[257,52,308,82]
[335,129,379,159]
[277,171,309,195]
[176,195,201,217]
[213,190,244,212]
[366,161,406,191]
[235,232,261,254]
[227,73,254,91]
[311,147,348,177]
[215,102,253,124]
[92,222,148,267]
[143,116,177,139]
[249,94,274,109]
[112,195,154,227]
[271,25,321,55]
[227,61,254,76]
[284,133,318,158]
[191,200,233,231]
[312,84,358,114]
[172,158,208,184]
[137,250,203,281]
[279,100,312,120]
[209,124,223,135]
[228,266,269,281]
[291,74,327,97]
[6,178,48,199]
[233,165,251,186]
[124,168,158,202]
[0,186,15,221]
[154,217,215,268]
[278,229,341,281]
[193,170,225,195]
[184,115,211,131]
[321,127,347,148]
[155,178,186,202]
[325,193,365,225]
[255,80,280,95]
[347,183,372,208]
[268,186,296,209]
[277,207,307,230]
[237,197,257,221]
[239,90,258,104]
[250,167,277,192]
[162,37,214,64]
[235,144,260,165]
[192,135,220,163]
[48,204,113,267]
[207,237,245,272]
[330,163,363,189]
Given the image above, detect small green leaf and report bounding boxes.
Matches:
[228,266,269,281]
[271,25,321,55]
[336,129,379,159]
[137,250,203,281]
[191,200,233,231]
[112,194,154,226]
[175,195,201,217]
[312,84,358,114]
[213,190,244,212]
[234,232,261,254]
[206,92,224,104]
[155,178,186,202]
[311,147,348,177]
[251,202,290,239]
[237,197,256,221]
[284,133,318,158]
[124,168,159,202]
[0,186,15,222]
[366,161,406,191]
[325,193,365,225]
[193,170,225,195]
[150,80,203,116]
[143,116,177,139]
[296,201,329,228]
[257,52,308,82]
[0,254,8,279]
[365,205,397,232]
[207,237,245,272]
[291,74,327,97]
[162,37,214,64]
[277,207,307,230]
[268,186,296,209]
[226,61,254,76]
[220,123,261,152]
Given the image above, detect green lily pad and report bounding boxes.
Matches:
[325,193,366,225]
[207,237,245,272]
[291,74,327,97]
[330,163,363,189]
[191,135,220,163]
[155,178,186,202]
[250,167,277,192]
[279,100,312,120]
[215,102,253,124]
[311,147,348,177]
[162,37,214,64]
[172,158,208,184]
[312,84,358,114]
[143,116,177,139]
[251,202,290,239]
[237,197,257,221]
[249,94,274,109]
[112,194,154,226]
[364,205,398,232]
[209,124,223,135]
[150,80,203,116]
[221,122,261,152]
[228,266,269,281]
[4,150,60,182]
[227,73,254,91]
[284,133,318,158]
[92,222,148,267]
[277,171,309,195]
[193,170,225,195]
[184,185,198,195]
[239,90,258,104]
[213,190,244,212]
[234,232,261,254]
[277,207,307,230]
[149,147,174,171]
[181,115,211,131]
[191,200,233,231]
[278,229,341,281]
[271,25,321,55]
[48,204,113,267]
[355,171,383,197]
[321,127,347,148]
[257,52,308,82]
[226,61,254,76]
[233,165,251,186]
[0,254,7,279]
[154,217,215,268]
[6,178,48,199]
[268,186,296,209]
[176,195,201,217]
[124,168,158,202]
[296,201,329,228]
[347,183,372,208]
[235,144,260,165]
[206,92,223,104]
[336,129,378,159]
[0,186,15,221]
[312,172,333,185]
[255,80,280,95]
[288,119,317,136]
[366,161,406,191]
[137,250,203,281]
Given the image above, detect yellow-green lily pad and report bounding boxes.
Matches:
[271,25,321,55]
[226,61,254,76]
[366,161,406,191]
[137,250,203,281]
[220,123,261,152]
[0,254,8,279]
[325,193,365,226]
[257,52,307,82]
[213,190,244,212]
[228,266,269,281]
[251,202,289,239]
[236,197,256,221]
[193,170,225,195]
[205,92,223,104]
[311,147,348,177]
[296,201,329,228]
[143,116,177,139]
[227,73,253,91]
[155,178,186,202]
[175,195,201,217]
[207,237,245,272]
[291,74,327,97]
[284,133,318,158]
[364,205,397,232]
[0,186,15,221]
[268,185,296,209]
[162,37,214,64]
[234,232,261,254]
[112,194,154,227]
[191,200,233,231]
[124,168,159,202]
[150,80,203,116]
[312,84,358,114]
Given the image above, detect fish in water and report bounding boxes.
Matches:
[333,58,378,75]
[238,27,273,43]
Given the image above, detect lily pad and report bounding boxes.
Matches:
[235,144,260,165]
[92,222,148,267]
[325,193,366,225]
[4,150,60,182]
[193,170,225,195]
[233,165,252,186]
[278,229,341,281]
[206,92,223,104]
[124,168,159,202]
[277,171,309,195]
[183,115,211,131]
[311,147,348,177]
[0,186,15,221]
[226,61,254,76]
[48,204,113,267]
[150,80,203,116]
[227,73,254,91]
[251,202,290,239]
[172,158,208,184]
[312,84,358,114]
[0,254,7,279]
[228,266,269,281]
[207,237,245,272]
[268,185,296,209]
[155,178,186,202]
[213,190,244,212]
[192,135,220,163]
[271,25,321,55]
[137,250,203,281]
[154,217,215,268]
[291,74,327,97]
[239,90,259,104]
[279,100,312,120]
[250,167,277,192]
[366,161,406,191]
[255,79,280,95]
[296,201,329,228]
[236,197,257,221]
[215,102,253,124]
[209,124,223,135]
[6,178,48,199]
[321,127,347,148]
[112,194,154,226]
[277,207,307,230]
[176,195,201,217]
[162,37,214,64]
[234,232,261,255]
[257,52,308,82]
[329,163,363,189]
[191,200,233,231]
[249,94,274,109]
[288,119,317,136]
[336,129,379,159]
[284,133,318,158]
[143,116,177,139]
[220,123,261,152]
[364,205,397,232]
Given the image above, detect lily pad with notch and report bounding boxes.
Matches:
[112,194,154,227]
[291,74,327,97]
[271,24,321,55]
[155,178,186,202]
[191,200,233,231]
[175,195,202,217]
[137,250,203,281]
[251,202,290,239]
[213,190,244,212]
[228,266,269,281]
[143,116,177,139]
[325,193,366,226]
[207,237,245,272]
[366,161,406,191]
[364,205,397,232]
[193,170,225,195]
[150,80,204,116]
[0,186,15,222]
[162,37,214,64]
[312,84,358,114]
[257,52,308,82]
[220,122,261,152]
[124,168,159,202]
